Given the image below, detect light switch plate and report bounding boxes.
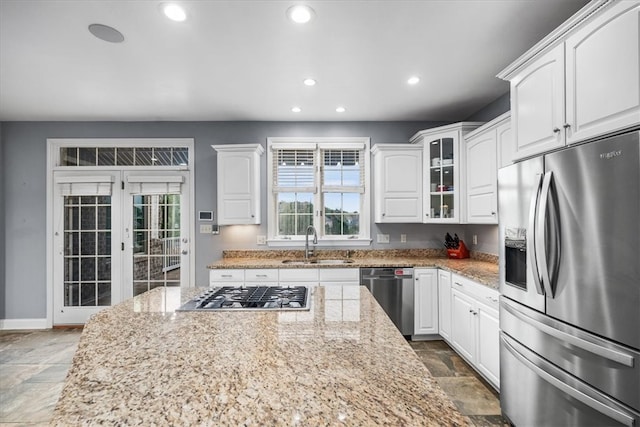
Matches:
[257,235,266,245]
[400,234,407,243]
[377,234,390,243]
[200,224,213,234]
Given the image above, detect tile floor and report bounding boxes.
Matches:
[1,330,507,426]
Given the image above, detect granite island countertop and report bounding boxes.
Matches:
[52,286,470,426]
[208,249,499,289]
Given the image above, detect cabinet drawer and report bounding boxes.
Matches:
[279,268,319,282]
[451,273,499,310]
[209,269,244,283]
[318,268,359,282]
[244,269,279,281]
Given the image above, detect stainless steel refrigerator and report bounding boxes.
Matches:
[498,130,640,427]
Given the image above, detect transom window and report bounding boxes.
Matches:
[59,146,189,167]
[267,137,370,245]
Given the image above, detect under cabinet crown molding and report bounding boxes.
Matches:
[497,0,613,80]
[409,122,485,144]
[464,112,511,140]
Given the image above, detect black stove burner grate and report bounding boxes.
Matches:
[192,286,309,310]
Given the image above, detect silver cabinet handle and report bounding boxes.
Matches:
[563,123,571,129]
[221,274,232,278]
[553,127,561,133]
[502,335,634,426]
[256,274,268,278]
[454,282,463,287]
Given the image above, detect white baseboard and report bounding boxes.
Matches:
[0,318,48,330]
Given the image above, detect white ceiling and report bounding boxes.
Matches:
[0,0,590,122]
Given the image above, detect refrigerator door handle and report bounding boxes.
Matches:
[527,173,545,295]
[502,300,635,367]
[502,335,636,427]
[536,171,556,298]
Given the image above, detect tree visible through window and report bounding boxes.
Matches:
[268,139,370,243]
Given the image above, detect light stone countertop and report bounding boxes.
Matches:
[208,250,499,290]
[52,286,471,426]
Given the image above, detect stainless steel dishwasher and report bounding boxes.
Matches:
[360,267,414,336]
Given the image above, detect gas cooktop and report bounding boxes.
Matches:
[177,286,310,311]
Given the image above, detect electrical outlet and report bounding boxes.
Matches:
[257,235,266,245]
[377,234,390,243]
[200,224,213,234]
[400,234,407,243]
[473,234,478,245]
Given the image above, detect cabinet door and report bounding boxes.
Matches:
[466,131,498,224]
[438,270,452,341]
[217,151,260,225]
[414,269,439,335]
[375,150,422,223]
[496,119,513,169]
[475,301,500,389]
[511,45,565,160]
[450,289,476,362]
[424,132,460,223]
[565,1,640,144]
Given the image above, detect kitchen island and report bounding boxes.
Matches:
[52,285,470,426]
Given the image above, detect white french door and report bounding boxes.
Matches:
[122,171,190,299]
[52,170,190,325]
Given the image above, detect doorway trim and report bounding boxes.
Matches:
[46,138,195,327]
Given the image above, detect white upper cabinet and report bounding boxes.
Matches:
[496,115,514,169]
[499,1,640,160]
[411,122,482,223]
[371,144,423,223]
[464,112,510,224]
[565,1,640,144]
[510,45,565,160]
[212,144,264,225]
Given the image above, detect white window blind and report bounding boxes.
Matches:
[127,175,183,195]
[56,176,114,196]
[272,148,316,193]
[321,148,365,193]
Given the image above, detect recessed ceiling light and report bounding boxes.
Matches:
[407,76,420,85]
[303,78,316,86]
[88,24,124,43]
[291,106,302,113]
[161,3,187,22]
[336,106,346,113]
[287,5,315,24]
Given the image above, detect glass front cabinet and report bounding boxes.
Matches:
[410,123,483,223]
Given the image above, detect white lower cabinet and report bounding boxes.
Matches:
[244,269,279,287]
[414,268,439,335]
[437,269,452,341]
[449,273,500,390]
[318,268,360,286]
[209,269,245,287]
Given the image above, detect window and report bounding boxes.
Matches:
[267,138,370,245]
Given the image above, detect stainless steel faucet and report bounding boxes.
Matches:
[304,225,318,259]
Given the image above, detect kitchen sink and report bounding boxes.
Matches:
[281,259,354,265]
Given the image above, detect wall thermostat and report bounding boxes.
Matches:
[198,211,214,221]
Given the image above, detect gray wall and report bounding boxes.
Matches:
[0,122,5,319]
[2,120,473,320]
[465,92,510,122]
[1,111,509,320]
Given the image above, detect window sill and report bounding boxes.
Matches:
[266,238,372,248]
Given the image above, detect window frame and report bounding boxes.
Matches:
[266,137,371,247]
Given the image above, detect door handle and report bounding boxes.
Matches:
[502,301,635,367]
[502,335,635,427]
[527,173,544,295]
[536,171,556,298]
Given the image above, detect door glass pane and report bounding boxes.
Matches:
[63,196,112,307]
[132,194,181,297]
